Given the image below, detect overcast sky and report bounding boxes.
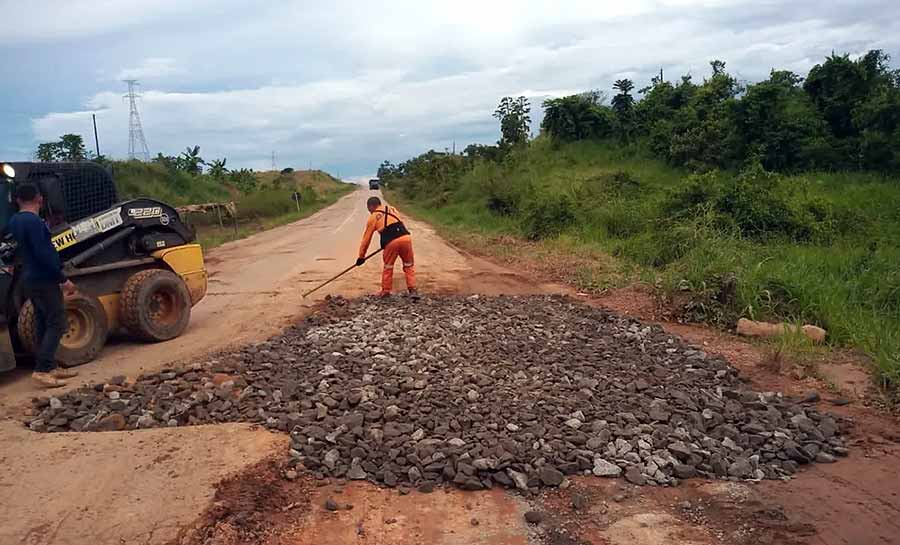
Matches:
[2,0,898,180]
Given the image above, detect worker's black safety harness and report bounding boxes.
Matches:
[378,205,410,248]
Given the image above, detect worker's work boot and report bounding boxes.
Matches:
[51,368,78,379]
[32,372,66,388]
[408,288,421,300]
[378,291,391,298]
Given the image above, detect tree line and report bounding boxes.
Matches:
[380,49,900,192]
[33,134,271,195]
[544,50,900,172]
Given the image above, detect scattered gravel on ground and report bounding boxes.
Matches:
[28,295,849,491]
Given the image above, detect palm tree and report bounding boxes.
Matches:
[176,145,204,174]
[612,79,636,143]
[207,158,228,180]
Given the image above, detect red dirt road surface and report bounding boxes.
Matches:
[1,188,898,545]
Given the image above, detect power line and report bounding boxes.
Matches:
[123,79,150,161]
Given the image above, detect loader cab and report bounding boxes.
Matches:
[0,162,95,237]
[3,162,118,228]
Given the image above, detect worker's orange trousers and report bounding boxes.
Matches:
[382,235,416,294]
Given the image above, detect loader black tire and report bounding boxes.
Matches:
[18,294,109,367]
[121,269,191,342]
[16,301,37,355]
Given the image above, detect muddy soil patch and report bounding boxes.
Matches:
[32,295,849,493]
[536,476,819,545]
[172,458,312,545]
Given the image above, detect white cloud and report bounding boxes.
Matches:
[116,58,180,81]
[0,0,224,44]
[19,0,900,175]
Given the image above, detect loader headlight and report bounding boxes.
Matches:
[1,164,14,179]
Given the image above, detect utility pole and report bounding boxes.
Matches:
[660,67,664,83]
[92,114,101,158]
[123,80,150,161]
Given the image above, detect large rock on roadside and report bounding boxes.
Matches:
[96,413,127,432]
[592,458,622,477]
[539,467,565,486]
[624,466,646,485]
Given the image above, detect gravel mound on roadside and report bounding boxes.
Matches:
[29,295,848,490]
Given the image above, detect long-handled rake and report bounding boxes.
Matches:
[301,248,383,298]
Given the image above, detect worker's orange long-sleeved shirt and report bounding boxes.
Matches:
[358,205,408,258]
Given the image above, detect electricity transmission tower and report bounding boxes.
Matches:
[123,80,150,161]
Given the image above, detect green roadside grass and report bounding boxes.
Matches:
[388,139,900,390]
[111,160,232,205]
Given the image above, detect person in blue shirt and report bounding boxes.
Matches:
[7,183,78,388]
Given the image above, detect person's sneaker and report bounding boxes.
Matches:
[408,288,421,300]
[377,291,391,298]
[51,368,78,379]
[32,372,66,388]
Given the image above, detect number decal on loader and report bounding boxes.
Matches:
[128,207,163,219]
[56,207,124,252]
[94,208,124,232]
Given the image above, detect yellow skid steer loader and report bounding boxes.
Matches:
[0,162,207,372]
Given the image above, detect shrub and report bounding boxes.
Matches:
[483,171,523,216]
[664,164,836,243]
[237,189,300,218]
[521,192,576,240]
[664,171,722,217]
[573,170,642,212]
[541,92,615,142]
[271,174,296,188]
[595,202,645,238]
[229,169,258,194]
[298,185,318,203]
[618,221,704,267]
[607,170,641,194]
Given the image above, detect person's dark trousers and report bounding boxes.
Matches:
[24,282,66,373]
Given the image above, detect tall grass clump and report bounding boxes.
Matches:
[110,161,230,205]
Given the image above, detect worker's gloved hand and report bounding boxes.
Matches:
[355,257,366,267]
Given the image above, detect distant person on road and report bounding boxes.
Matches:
[356,197,418,298]
[8,183,78,388]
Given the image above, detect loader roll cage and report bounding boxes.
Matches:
[1,162,118,230]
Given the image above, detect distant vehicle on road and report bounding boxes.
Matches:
[369,179,380,190]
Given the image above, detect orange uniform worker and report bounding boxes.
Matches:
[356,197,418,297]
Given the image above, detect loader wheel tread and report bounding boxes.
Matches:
[121,269,192,342]
[18,295,109,367]
[17,301,38,354]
